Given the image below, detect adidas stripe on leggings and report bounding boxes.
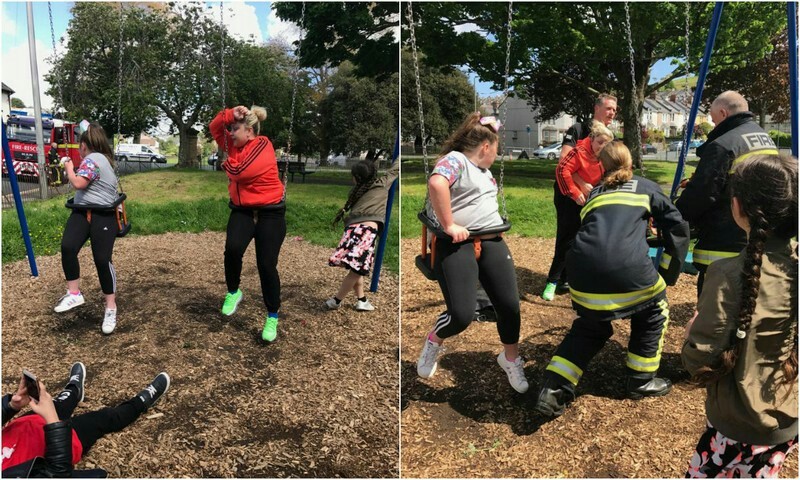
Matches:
[432,236,521,344]
[61,210,118,294]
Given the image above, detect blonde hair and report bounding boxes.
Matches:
[238,105,268,135]
[598,141,633,188]
[589,120,613,141]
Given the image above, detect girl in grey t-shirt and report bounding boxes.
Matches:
[54,123,121,335]
[416,112,529,394]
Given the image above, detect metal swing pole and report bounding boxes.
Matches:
[670,2,725,200]
[369,132,399,293]
[788,2,799,157]
[3,121,39,277]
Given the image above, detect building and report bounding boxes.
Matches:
[483,94,578,155]
[2,83,15,119]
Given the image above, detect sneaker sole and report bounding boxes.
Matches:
[497,356,529,393]
[72,362,86,403]
[627,386,672,400]
[355,307,375,311]
[221,295,243,316]
[417,363,437,379]
[54,298,85,313]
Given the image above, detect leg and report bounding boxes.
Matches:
[336,270,362,301]
[626,296,672,398]
[61,211,91,289]
[695,267,707,300]
[224,210,256,294]
[432,240,479,340]
[352,274,366,299]
[52,387,80,421]
[71,398,145,455]
[545,187,582,285]
[88,212,118,298]
[253,208,287,313]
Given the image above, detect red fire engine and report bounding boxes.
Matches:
[2,115,81,181]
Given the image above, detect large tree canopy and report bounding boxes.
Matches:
[274,1,399,79]
[406,2,787,160]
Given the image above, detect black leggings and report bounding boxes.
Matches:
[61,210,118,294]
[432,236,521,344]
[224,207,287,313]
[546,184,582,284]
[49,384,145,455]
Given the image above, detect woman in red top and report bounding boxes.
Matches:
[542,121,612,301]
[210,105,286,343]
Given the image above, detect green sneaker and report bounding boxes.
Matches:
[262,314,278,342]
[541,282,557,301]
[221,289,243,316]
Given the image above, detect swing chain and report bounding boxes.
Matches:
[498,1,513,220]
[114,2,124,184]
[677,1,692,168]
[623,2,644,177]
[286,1,306,160]
[406,2,428,177]
[219,1,226,110]
[47,2,65,118]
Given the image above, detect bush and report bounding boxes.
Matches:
[769,130,792,148]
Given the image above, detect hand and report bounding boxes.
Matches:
[232,106,249,121]
[28,382,58,424]
[10,375,30,411]
[575,193,586,206]
[684,310,699,340]
[59,157,72,167]
[444,224,470,243]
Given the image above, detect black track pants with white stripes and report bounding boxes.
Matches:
[61,210,118,294]
[432,236,521,344]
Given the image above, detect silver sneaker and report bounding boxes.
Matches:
[497,352,529,393]
[54,291,85,313]
[355,299,375,311]
[102,309,117,335]
[417,337,444,379]
[324,297,340,310]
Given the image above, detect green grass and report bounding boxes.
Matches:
[3,169,399,274]
[400,157,694,239]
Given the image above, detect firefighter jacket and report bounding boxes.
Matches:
[566,175,690,321]
[675,112,778,268]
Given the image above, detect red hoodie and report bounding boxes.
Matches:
[210,109,284,207]
[2,415,82,470]
[555,136,604,202]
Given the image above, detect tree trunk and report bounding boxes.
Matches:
[133,133,141,143]
[177,126,199,168]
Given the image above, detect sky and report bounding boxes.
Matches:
[1,1,300,110]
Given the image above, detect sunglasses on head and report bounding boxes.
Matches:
[479,116,502,132]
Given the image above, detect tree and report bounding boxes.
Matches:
[401,49,475,152]
[407,2,786,164]
[274,2,399,79]
[10,98,26,108]
[320,62,397,160]
[704,30,791,128]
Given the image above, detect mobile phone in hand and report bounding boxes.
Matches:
[22,369,40,402]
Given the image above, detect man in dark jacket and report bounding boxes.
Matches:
[675,91,778,297]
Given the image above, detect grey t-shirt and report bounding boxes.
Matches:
[73,152,119,206]
[425,151,504,232]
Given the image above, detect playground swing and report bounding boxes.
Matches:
[407,1,514,281]
[52,1,131,237]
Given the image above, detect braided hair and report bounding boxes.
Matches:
[332,160,379,225]
[692,154,798,386]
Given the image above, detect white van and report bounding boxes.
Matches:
[116,144,166,163]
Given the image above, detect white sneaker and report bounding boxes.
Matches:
[54,291,85,313]
[324,297,340,310]
[417,337,444,379]
[102,309,117,335]
[497,352,529,393]
[355,299,375,311]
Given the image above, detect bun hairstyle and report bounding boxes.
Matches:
[241,105,267,135]
[79,122,115,167]
[439,112,499,157]
[692,154,798,387]
[598,141,633,188]
[332,160,379,225]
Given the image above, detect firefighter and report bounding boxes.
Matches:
[535,142,690,417]
[675,91,778,298]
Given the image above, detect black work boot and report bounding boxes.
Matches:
[555,281,570,294]
[626,375,672,399]
[534,379,576,418]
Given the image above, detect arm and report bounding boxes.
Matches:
[2,394,20,426]
[29,383,73,477]
[674,143,732,223]
[555,149,586,204]
[3,375,32,425]
[681,264,740,375]
[650,189,690,285]
[222,137,274,185]
[382,160,400,188]
[209,109,235,154]
[429,174,469,242]
[63,159,91,190]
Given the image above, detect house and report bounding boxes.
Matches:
[483,94,579,154]
[2,83,15,119]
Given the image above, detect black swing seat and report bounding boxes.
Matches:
[66,193,130,237]
[415,210,512,280]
